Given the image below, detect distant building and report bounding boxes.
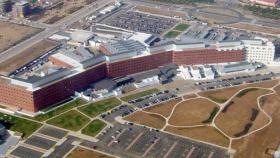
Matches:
[249,0,279,7]
[242,37,275,64]
[214,61,257,75]
[0,0,12,13]
[12,1,30,18]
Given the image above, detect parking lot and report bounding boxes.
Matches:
[181,23,252,44]
[101,104,136,123]
[46,135,81,158]
[25,135,56,150]
[80,123,230,158]
[102,10,178,34]
[197,73,275,91]
[129,90,177,109]
[9,126,72,158]
[37,126,68,140]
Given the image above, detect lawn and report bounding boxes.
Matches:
[121,88,159,102]
[124,111,166,129]
[46,110,90,131]
[215,88,271,137]
[169,98,219,126]
[232,91,280,158]
[164,30,181,38]
[0,113,42,138]
[165,126,229,147]
[33,98,87,121]
[78,97,121,118]
[236,88,258,98]
[144,98,182,117]
[198,80,278,103]
[174,23,190,32]
[81,119,106,137]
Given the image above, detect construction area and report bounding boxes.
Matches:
[0,39,59,76]
[28,0,93,24]
[0,21,41,53]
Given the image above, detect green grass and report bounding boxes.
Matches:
[164,30,181,38]
[202,107,219,124]
[82,119,106,137]
[208,96,227,103]
[78,97,121,118]
[245,5,280,20]
[32,98,87,121]
[46,110,90,131]
[0,113,42,138]
[174,23,190,32]
[236,88,258,98]
[121,88,160,102]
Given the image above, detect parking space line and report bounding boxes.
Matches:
[142,138,160,157]
[186,147,195,158]
[125,132,144,151]
[22,143,47,153]
[208,151,214,158]
[8,154,20,158]
[35,133,60,142]
[107,128,127,147]
[163,141,178,158]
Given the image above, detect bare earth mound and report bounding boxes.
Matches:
[144,98,182,117]
[165,126,229,147]
[169,98,219,126]
[124,111,166,129]
[215,88,272,137]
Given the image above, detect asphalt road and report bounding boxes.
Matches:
[0,0,113,63]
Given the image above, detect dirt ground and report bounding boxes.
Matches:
[134,5,186,19]
[0,40,59,75]
[144,98,182,117]
[124,111,166,129]
[0,21,41,53]
[67,147,114,158]
[199,80,278,103]
[226,22,280,35]
[215,88,272,137]
[232,90,280,158]
[165,126,229,147]
[28,0,91,24]
[183,94,197,100]
[169,98,219,126]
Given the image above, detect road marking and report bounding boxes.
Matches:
[22,143,47,153]
[142,138,160,157]
[163,141,178,158]
[107,129,127,147]
[186,146,195,158]
[125,132,144,151]
[35,133,60,142]
[208,151,214,158]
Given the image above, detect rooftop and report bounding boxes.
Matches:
[102,39,147,55]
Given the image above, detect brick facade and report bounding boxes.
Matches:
[0,49,245,112]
